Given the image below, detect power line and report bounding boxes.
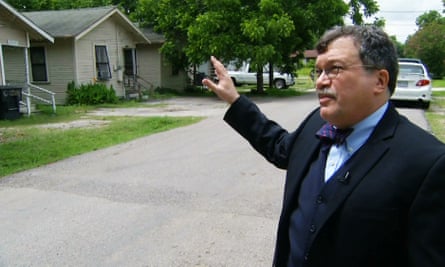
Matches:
[379,10,443,13]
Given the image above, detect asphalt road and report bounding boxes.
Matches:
[0,93,430,266]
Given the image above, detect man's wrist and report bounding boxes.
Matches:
[228,94,241,105]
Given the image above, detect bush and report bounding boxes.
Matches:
[66,82,119,105]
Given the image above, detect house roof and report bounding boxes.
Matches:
[0,0,54,43]
[140,27,165,44]
[23,6,150,43]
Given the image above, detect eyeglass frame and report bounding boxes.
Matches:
[314,64,378,80]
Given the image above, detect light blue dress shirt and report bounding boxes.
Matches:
[324,102,389,182]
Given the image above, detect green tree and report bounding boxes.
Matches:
[416,10,443,28]
[349,0,379,25]
[135,0,379,92]
[187,0,298,92]
[405,21,445,79]
[405,9,445,79]
[390,35,405,58]
[112,0,137,14]
[132,0,205,76]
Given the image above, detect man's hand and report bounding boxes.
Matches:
[202,56,240,104]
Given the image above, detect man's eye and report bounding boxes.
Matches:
[331,65,344,72]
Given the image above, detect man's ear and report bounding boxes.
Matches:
[374,69,390,94]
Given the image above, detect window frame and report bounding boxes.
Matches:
[95,45,112,81]
[29,46,49,82]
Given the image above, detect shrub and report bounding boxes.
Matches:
[66,82,119,105]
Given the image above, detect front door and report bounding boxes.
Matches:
[123,48,137,76]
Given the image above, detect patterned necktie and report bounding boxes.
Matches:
[316,123,353,145]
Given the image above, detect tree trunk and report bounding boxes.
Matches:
[256,65,264,93]
[269,62,274,88]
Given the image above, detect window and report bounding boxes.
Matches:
[124,48,137,75]
[30,47,48,82]
[399,65,424,75]
[95,45,111,80]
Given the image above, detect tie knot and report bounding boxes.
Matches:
[316,123,353,145]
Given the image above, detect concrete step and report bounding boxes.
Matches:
[19,103,38,113]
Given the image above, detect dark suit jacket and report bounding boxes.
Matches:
[224,95,445,267]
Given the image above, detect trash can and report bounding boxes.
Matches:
[0,86,22,120]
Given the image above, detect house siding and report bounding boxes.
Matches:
[0,52,3,84]
[0,9,28,85]
[160,56,187,90]
[76,16,142,98]
[30,39,75,104]
[136,43,162,89]
[0,11,28,48]
[0,56,2,85]
[2,46,26,84]
[137,43,187,91]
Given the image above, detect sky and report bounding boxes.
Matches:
[368,0,444,43]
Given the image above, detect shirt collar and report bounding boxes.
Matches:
[344,102,389,153]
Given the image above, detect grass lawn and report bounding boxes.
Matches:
[432,79,445,88]
[0,104,203,177]
[426,90,445,142]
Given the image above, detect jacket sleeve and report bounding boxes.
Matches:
[408,152,445,266]
[223,95,318,169]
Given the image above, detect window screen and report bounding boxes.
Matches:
[95,45,112,80]
[30,47,48,82]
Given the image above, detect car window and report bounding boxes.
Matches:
[226,64,238,71]
[399,65,424,75]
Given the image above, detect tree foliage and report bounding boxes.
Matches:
[416,10,443,29]
[389,35,405,58]
[405,11,445,79]
[348,0,379,25]
[134,0,379,91]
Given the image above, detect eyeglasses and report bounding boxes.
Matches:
[315,64,377,80]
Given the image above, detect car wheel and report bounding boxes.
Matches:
[422,101,430,109]
[273,79,286,89]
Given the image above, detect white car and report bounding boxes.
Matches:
[391,61,432,109]
[226,61,295,89]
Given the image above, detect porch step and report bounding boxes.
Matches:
[19,103,38,113]
[127,93,139,99]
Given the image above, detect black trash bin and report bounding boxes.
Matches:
[0,86,22,120]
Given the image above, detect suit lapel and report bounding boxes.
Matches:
[309,104,400,239]
[314,139,390,228]
[282,112,325,210]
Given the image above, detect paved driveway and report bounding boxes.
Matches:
[0,94,430,266]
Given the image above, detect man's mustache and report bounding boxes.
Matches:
[316,88,336,98]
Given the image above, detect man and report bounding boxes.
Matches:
[202,25,445,267]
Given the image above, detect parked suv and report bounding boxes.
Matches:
[391,60,432,109]
[226,61,295,89]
